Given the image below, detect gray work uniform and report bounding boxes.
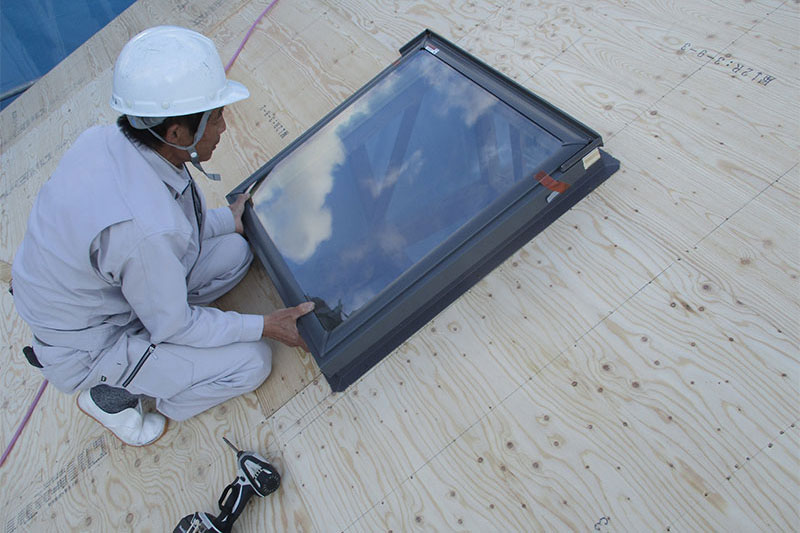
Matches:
[12,125,270,421]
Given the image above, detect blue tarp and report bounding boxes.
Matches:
[1,0,135,110]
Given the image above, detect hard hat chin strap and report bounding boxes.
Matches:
[139,110,221,181]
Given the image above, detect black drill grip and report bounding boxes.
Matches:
[213,480,256,533]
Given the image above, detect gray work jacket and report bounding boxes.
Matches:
[12,125,263,392]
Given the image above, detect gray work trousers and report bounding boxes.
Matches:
[119,233,271,421]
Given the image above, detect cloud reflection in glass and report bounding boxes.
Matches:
[252,50,562,330]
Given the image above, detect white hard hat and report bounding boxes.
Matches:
[110,25,249,117]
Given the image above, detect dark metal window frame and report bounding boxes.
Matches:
[230,30,619,391]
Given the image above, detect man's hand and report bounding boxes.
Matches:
[228,193,250,235]
[262,301,315,351]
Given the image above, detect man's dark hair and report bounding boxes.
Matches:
[116,112,204,150]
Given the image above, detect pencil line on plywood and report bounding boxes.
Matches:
[276,386,349,443]
[685,163,797,254]
[288,215,700,532]
[216,1,326,72]
[560,164,796,394]
[522,35,587,87]
[335,254,667,530]
[569,259,682,351]
[606,3,784,143]
[259,370,325,425]
[723,418,800,483]
[665,418,800,532]
[336,178,793,528]
[338,361,542,531]
[451,2,506,47]
[335,259,680,531]
[449,0,573,86]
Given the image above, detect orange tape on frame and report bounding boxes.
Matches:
[534,170,570,194]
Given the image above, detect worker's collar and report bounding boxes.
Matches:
[138,145,193,196]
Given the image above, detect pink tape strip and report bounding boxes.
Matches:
[225,0,280,73]
[0,379,48,468]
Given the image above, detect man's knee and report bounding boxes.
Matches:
[239,341,272,392]
[213,234,252,289]
[188,234,253,303]
[150,341,272,421]
[223,233,253,273]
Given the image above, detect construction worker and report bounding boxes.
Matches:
[11,26,313,446]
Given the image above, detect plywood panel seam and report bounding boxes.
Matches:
[258,365,325,420]
[338,375,533,532]
[775,161,799,189]
[338,346,607,532]
[273,392,337,443]
[605,6,782,145]
[445,1,506,49]
[203,0,271,38]
[321,341,570,531]
[569,259,682,351]
[212,0,326,67]
[277,388,345,445]
[666,418,800,532]
[604,367,797,530]
[723,418,799,483]
[685,163,796,255]
[607,67,703,143]
[340,471,410,532]
[278,254,688,469]
[519,35,588,93]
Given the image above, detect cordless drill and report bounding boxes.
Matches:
[174,437,281,533]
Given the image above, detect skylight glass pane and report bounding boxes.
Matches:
[251,50,563,330]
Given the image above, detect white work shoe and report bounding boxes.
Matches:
[77,389,167,446]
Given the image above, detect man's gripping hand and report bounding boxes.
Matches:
[229,193,250,235]
[262,302,315,352]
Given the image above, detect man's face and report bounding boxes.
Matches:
[182,107,226,162]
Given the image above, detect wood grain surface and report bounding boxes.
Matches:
[1,0,797,531]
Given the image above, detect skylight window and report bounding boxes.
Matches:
[232,30,619,390]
